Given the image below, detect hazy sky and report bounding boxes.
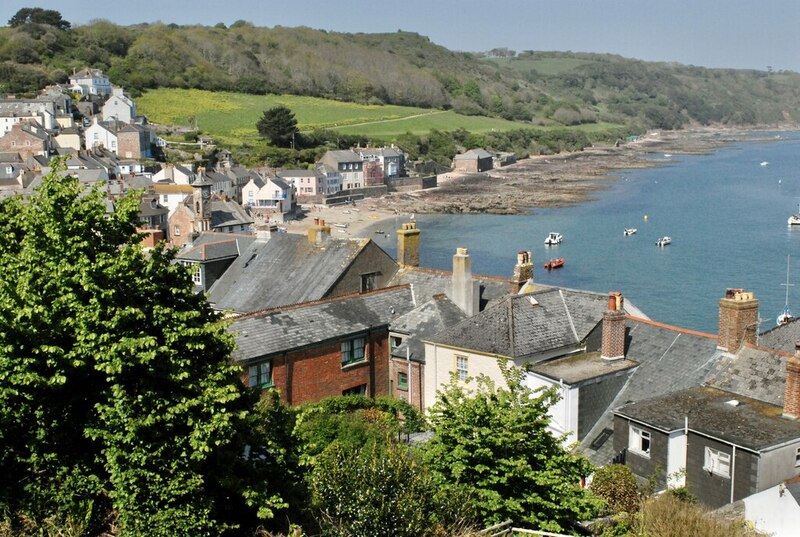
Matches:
[4,0,799,72]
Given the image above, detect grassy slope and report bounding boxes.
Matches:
[138,88,618,144]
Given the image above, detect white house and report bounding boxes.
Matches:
[102,87,136,123]
[153,164,196,185]
[242,175,296,219]
[69,68,112,97]
[84,117,119,153]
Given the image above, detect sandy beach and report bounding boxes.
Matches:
[285,126,792,238]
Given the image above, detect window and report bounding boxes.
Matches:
[162,194,168,203]
[398,371,408,389]
[248,362,273,388]
[390,336,402,351]
[191,265,201,285]
[341,337,366,365]
[704,446,731,477]
[343,384,367,396]
[456,355,468,381]
[173,225,181,236]
[628,425,651,457]
[360,272,378,292]
[796,447,800,468]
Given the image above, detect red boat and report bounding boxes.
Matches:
[544,257,565,270]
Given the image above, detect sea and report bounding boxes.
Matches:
[367,131,800,334]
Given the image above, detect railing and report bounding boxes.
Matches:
[479,520,574,537]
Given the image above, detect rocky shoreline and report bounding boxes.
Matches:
[375,127,786,216]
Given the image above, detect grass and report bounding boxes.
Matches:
[488,57,593,76]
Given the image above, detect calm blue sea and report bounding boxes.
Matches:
[369,132,800,333]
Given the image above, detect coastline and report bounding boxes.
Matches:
[286,126,793,238]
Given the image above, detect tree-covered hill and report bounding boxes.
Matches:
[2,13,800,130]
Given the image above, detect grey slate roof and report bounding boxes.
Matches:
[577,317,721,465]
[208,234,373,313]
[391,295,466,363]
[230,285,415,362]
[615,386,800,452]
[323,150,362,164]
[705,345,789,407]
[454,148,492,160]
[388,267,510,312]
[210,198,253,229]
[427,288,610,359]
[176,232,256,263]
[759,318,800,353]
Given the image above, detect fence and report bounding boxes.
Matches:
[479,520,574,537]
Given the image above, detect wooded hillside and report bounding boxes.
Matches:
[2,16,800,130]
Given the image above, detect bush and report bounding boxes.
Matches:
[590,464,641,515]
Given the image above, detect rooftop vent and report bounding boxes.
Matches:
[725,399,741,407]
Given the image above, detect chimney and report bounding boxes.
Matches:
[511,250,533,293]
[396,222,420,267]
[601,292,626,361]
[450,248,479,317]
[255,223,277,240]
[785,344,800,419]
[307,217,331,245]
[718,289,758,352]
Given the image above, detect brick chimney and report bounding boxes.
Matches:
[601,292,626,361]
[307,217,331,245]
[511,251,533,293]
[450,248,479,317]
[718,288,759,352]
[784,343,800,419]
[396,222,420,267]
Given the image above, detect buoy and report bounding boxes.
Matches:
[644,215,648,222]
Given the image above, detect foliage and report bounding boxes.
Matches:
[310,441,476,537]
[590,464,641,515]
[256,106,299,147]
[422,361,603,532]
[633,494,764,537]
[8,8,70,30]
[0,160,287,536]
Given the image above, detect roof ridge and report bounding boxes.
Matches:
[559,289,580,342]
[624,314,717,339]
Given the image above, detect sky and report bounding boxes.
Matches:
[4,0,800,72]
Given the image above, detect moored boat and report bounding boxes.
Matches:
[624,228,637,236]
[544,257,565,270]
[656,236,672,247]
[544,232,563,245]
[789,203,800,226]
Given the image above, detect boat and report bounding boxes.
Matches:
[778,255,795,326]
[544,232,563,245]
[624,228,637,236]
[655,236,672,247]
[374,229,384,234]
[544,258,565,270]
[788,203,800,226]
[663,154,672,158]
[332,223,348,229]
[761,161,769,167]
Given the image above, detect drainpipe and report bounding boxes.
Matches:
[731,445,737,504]
[407,345,413,409]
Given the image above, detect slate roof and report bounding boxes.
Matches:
[208,234,375,313]
[577,316,720,465]
[454,149,492,160]
[277,169,318,178]
[615,386,800,452]
[388,266,510,311]
[705,344,789,406]
[176,232,256,263]
[390,294,466,363]
[531,352,638,384]
[759,318,800,353]
[210,198,253,229]
[230,285,416,362]
[323,150,361,164]
[427,288,610,359]
[268,176,291,191]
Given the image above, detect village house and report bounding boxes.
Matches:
[137,194,169,239]
[0,97,60,131]
[453,148,494,173]
[169,180,254,248]
[152,182,194,217]
[153,163,196,185]
[316,164,342,195]
[320,150,363,190]
[241,174,297,222]
[277,169,326,198]
[101,87,137,123]
[0,122,51,160]
[85,118,154,159]
[69,68,112,97]
[175,231,256,293]
[358,146,406,180]
[230,285,416,405]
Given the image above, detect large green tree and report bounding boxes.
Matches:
[8,7,70,30]
[256,105,298,148]
[0,161,283,535]
[422,362,603,532]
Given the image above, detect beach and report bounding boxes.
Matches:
[286,126,790,238]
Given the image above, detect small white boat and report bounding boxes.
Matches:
[544,232,563,245]
[778,256,794,326]
[761,161,769,167]
[656,236,672,247]
[624,228,637,236]
[789,204,800,226]
[663,154,672,158]
[332,223,348,229]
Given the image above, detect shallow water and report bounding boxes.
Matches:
[370,132,800,333]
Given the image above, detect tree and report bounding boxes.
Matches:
[8,8,70,30]
[257,105,298,147]
[0,160,284,535]
[422,361,603,532]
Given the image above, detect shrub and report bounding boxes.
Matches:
[590,464,641,515]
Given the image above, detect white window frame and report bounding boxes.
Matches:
[795,446,800,468]
[456,355,468,382]
[704,446,731,477]
[247,361,273,388]
[191,264,202,285]
[341,337,366,366]
[628,425,651,458]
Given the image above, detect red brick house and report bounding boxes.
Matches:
[0,122,51,160]
[230,286,416,405]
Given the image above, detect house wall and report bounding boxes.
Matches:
[390,357,424,411]
[744,484,800,537]
[54,132,81,150]
[577,373,629,440]
[685,432,758,508]
[758,442,800,490]
[453,158,479,173]
[0,127,48,159]
[667,430,688,487]
[326,241,399,298]
[245,330,390,405]
[615,417,669,489]
[118,130,147,159]
[168,206,196,247]
[525,372,579,440]
[424,343,506,412]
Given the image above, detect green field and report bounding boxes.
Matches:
[488,57,593,76]
[137,88,541,143]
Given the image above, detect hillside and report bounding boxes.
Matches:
[2,16,800,131]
